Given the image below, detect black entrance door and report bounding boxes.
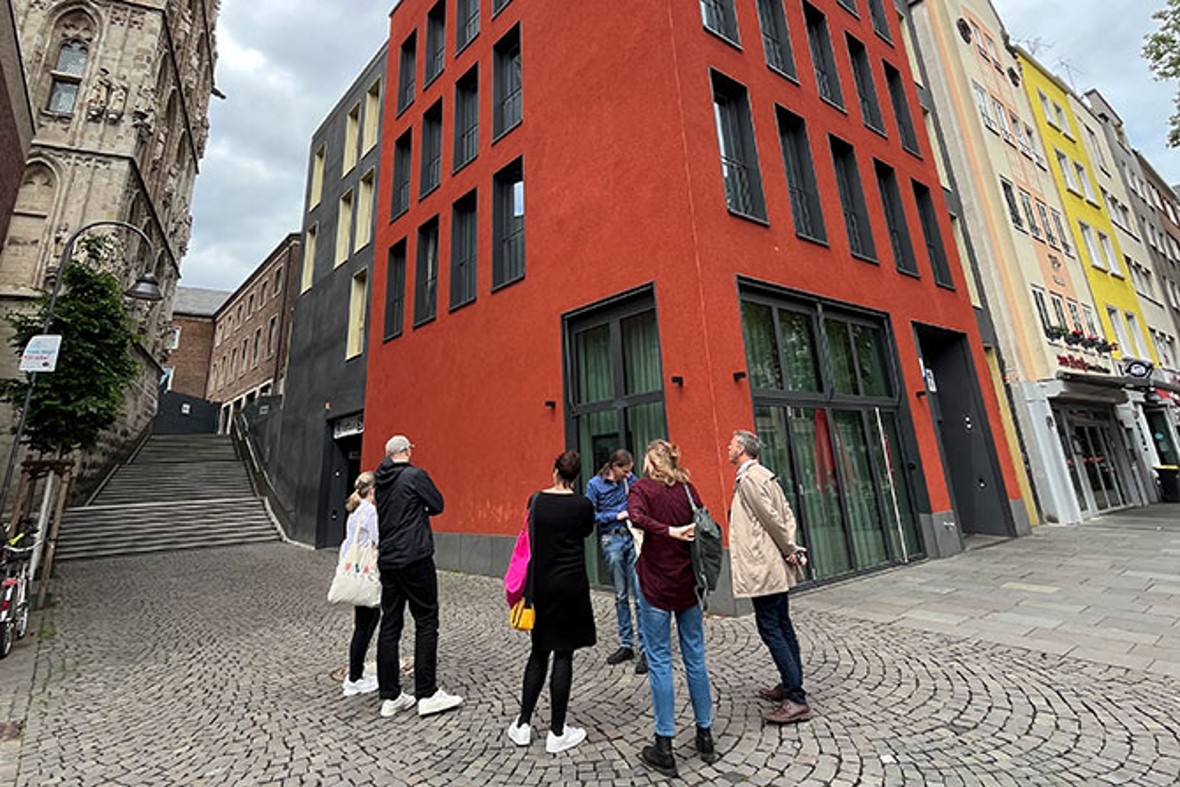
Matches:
[915,325,1012,537]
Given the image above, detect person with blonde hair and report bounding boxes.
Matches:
[628,439,718,777]
[340,471,380,696]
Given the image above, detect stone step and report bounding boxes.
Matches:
[60,508,274,535]
[55,531,279,562]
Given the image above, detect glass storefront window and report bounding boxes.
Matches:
[741,301,783,389]
[833,410,889,569]
[853,323,892,397]
[789,407,850,578]
[825,319,858,395]
[874,412,921,558]
[780,310,821,392]
[575,324,612,405]
[622,311,663,395]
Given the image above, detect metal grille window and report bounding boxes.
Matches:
[48,41,87,114]
[777,107,826,242]
[414,218,440,326]
[830,136,876,260]
[420,101,443,197]
[425,2,446,85]
[755,0,795,77]
[450,191,478,310]
[453,67,479,171]
[700,0,740,43]
[804,3,844,108]
[1037,201,1058,248]
[1020,190,1041,239]
[884,62,919,154]
[397,33,416,113]
[1052,208,1073,256]
[875,160,917,274]
[457,0,479,52]
[847,34,883,132]
[867,0,892,42]
[391,130,412,218]
[493,26,522,138]
[384,241,407,340]
[711,71,767,221]
[913,181,953,287]
[493,158,525,288]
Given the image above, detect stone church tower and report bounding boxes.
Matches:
[1,0,218,490]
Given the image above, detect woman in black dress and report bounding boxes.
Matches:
[507,450,597,754]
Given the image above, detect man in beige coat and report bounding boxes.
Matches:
[727,430,811,724]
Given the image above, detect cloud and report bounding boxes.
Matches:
[184,2,390,290]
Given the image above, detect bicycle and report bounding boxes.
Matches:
[0,530,35,659]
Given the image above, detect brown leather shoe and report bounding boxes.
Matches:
[763,700,811,724]
[757,684,785,702]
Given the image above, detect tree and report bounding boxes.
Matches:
[0,237,140,456]
[1144,0,1180,147]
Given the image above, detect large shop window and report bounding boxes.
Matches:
[740,291,922,581]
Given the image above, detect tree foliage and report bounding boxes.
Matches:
[1144,0,1180,147]
[0,237,139,455]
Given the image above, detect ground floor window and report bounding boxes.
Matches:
[741,287,922,581]
[1054,405,1135,514]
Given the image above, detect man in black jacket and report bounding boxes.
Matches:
[373,434,463,718]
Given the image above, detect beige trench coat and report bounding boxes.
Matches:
[729,462,802,598]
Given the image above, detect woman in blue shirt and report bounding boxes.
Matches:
[585,449,647,674]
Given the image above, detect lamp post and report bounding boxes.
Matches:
[0,220,164,530]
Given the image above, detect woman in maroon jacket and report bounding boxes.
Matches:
[628,439,717,778]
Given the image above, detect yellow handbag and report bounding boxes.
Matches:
[510,598,535,630]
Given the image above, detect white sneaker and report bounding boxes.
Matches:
[341,675,378,696]
[417,688,464,716]
[507,719,531,746]
[379,692,415,717]
[546,725,586,754]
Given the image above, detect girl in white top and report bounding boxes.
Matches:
[341,472,381,696]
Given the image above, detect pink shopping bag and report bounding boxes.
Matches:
[504,516,530,607]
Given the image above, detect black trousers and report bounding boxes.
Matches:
[376,556,440,700]
[349,605,381,682]
[517,646,574,735]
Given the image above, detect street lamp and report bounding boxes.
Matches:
[0,220,164,529]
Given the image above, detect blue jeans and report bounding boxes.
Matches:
[640,596,713,736]
[601,531,644,651]
[751,591,806,705]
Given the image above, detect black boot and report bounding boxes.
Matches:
[695,726,718,764]
[640,734,677,778]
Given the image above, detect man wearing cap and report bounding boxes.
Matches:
[373,434,463,718]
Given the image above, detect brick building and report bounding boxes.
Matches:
[207,233,300,432]
[166,285,228,398]
[363,0,1023,608]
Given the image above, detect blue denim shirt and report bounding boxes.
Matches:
[585,472,638,531]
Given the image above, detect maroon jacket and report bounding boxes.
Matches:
[628,478,702,612]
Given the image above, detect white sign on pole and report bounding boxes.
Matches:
[19,334,63,373]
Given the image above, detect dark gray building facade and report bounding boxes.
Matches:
[271,45,386,547]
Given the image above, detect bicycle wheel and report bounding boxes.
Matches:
[14,588,28,639]
[0,621,12,659]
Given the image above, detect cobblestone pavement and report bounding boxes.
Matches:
[3,512,1180,786]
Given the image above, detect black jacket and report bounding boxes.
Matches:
[374,458,445,569]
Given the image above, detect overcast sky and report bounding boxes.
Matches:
[181,1,1180,292]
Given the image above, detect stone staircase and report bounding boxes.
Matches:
[55,434,282,561]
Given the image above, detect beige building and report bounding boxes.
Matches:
[0,0,219,488]
[907,0,1116,524]
[207,233,300,433]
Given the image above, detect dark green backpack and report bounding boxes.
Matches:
[685,485,722,609]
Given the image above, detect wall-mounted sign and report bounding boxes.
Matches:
[19,334,62,372]
[1121,358,1154,379]
[333,414,364,439]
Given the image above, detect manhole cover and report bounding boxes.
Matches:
[0,721,24,742]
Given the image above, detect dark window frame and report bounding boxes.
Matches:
[700,0,742,45]
[453,66,480,172]
[804,2,844,110]
[711,70,768,223]
[420,100,443,198]
[391,130,413,219]
[913,180,954,288]
[493,158,526,290]
[776,105,827,244]
[424,1,446,86]
[449,190,478,311]
[874,159,918,275]
[457,0,479,53]
[493,25,523,139]
[396,32,417,115]
[384,240,407,341]
[830,135,877,262]
[846,33,884,133]
[414,217,440,327]
[884,61,919,155]
[755,0,797,79]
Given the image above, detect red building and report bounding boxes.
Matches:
[366,0,1023,607]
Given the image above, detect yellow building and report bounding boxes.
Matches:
[1016,48,1162,514]
[1018,51,1155,365]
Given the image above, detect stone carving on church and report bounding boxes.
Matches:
[86,68,111,121]
[106,79,128,123]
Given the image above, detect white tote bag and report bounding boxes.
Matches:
[328,539,382,607]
